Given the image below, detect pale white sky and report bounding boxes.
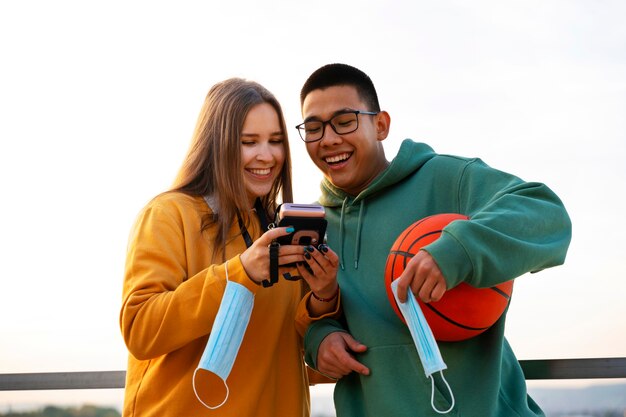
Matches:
[1,0,625,410]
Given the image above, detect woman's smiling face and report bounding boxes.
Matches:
[240,102,286,206]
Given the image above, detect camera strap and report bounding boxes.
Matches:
[262,241,280,288]
[253,198,271,231]
[236,213,254,248]
[236,199,271,248]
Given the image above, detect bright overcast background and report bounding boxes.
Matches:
[1,0,625,411]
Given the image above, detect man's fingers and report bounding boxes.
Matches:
[338,334,369,375]
[417,274,437,302]
[344,335,368,353]
[394,271,413,303]
[339,354,370,376]
[320,348,369,377]
[395,250,448,303]
[317,332,370,378]
[431,280,447,302]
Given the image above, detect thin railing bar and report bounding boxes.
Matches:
[0,371,126,391]
[1,358,626,391]
[521,357,626,380]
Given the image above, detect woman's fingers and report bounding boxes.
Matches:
[297,244,339,297]
[258,226,293,245]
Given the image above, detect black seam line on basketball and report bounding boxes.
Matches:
[395,220,434,251]
[389,255,398,281]
[389,250,416,258]
[490,286,511,300]
[392,230,443,269]
[424,304,490,331]
[404,230,442,252]
[389,229,443,277]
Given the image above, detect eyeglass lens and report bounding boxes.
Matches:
[300,112,359,142]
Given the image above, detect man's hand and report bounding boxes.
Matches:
[316,332,370,379]
[395,250,447,303]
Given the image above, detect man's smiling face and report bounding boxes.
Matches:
[302,85,390,196]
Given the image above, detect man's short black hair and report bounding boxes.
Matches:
[300,63,380,112]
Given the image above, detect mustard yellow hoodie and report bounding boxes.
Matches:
[120,192,336,417]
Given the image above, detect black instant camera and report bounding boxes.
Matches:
[275,203,327,247]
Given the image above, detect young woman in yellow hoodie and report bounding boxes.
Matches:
[120,78,340,417]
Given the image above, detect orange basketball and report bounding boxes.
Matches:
[384,213,514,342]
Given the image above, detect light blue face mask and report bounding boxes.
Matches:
[391,280,455,414]
[193,261,255,409]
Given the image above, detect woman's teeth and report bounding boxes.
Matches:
[249,168,270,176]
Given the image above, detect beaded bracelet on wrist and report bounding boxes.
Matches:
[311,287,339,302]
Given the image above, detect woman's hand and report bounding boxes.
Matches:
[297,244,340,316]
[297,244,339,298]
[239,227,306,284]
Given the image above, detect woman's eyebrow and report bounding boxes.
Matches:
[240,130,284,138]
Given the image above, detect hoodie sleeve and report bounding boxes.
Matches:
[424,158,572,289]
[295,291,342,337]
[120,197,259,360]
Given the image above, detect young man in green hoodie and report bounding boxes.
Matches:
[296,63,572,416]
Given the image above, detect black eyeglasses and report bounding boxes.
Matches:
[295,110,379,143]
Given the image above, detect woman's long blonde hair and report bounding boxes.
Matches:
[171,78,293,253]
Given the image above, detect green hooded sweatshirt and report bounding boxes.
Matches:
[304,139,572,417]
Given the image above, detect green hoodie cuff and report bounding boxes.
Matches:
[303,319,347,369]
[423,230,473,289]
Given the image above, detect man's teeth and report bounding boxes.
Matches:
[326,153,351,163]
[250,168,270,175]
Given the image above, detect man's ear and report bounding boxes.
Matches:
[375,111,391,141]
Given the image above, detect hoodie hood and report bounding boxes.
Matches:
[317,139,436,269]
[318,139,436,206]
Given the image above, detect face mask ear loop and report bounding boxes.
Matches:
[192,368,230,409]
[430,370,455,414]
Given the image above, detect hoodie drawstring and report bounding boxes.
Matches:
[338,197,365,270]
[354,200,365,269]
[339,197,348,270]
